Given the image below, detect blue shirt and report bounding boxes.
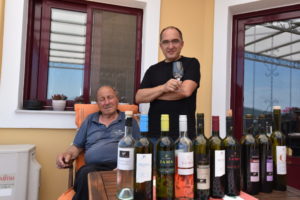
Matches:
[73,111,140,165]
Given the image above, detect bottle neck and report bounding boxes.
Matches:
[141,131,148,137]
[212,116,219,137]
[125,117,133,137]
[140,115,148,137]
[244,118,253,135]
[161,118,169,136]
[161,130,169,137]
[179,117,188,138]
[273,109,281,131]
[258,119,267,135]
[212,130,219,137]
[196,118,205,136]
[179,130,188,138]
[226,117,233,137]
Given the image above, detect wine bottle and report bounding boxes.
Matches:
[208,116,225,198]
[193,113,210,200]
[117,111,136,200]
[256,114,273,193]
[271,106,287,191]
[156,114,175,200]
[240,114,260,195]
[134,114,153,200]
[175,115,194,199]
[223,110,241,196]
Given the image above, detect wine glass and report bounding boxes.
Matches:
[173,61,184,80]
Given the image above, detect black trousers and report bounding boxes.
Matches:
[72,162,116,200]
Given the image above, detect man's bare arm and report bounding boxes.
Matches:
[56,145,83,168]
[158,80,198,101]
[135,79,181,103]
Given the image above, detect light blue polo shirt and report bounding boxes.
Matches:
[73,111,140,165]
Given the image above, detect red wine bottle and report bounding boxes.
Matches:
[194,113,210,200]
[256,114,273,193]
[240,114,260,195]
[208,116,225,198]
[223,110,240,196]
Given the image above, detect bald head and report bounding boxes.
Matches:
[96,86,119,98]
[160,26,183,41]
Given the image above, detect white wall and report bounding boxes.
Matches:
[0,0,160,128]
[212,0,300,138]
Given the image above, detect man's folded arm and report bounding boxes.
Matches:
[158,80,198,101]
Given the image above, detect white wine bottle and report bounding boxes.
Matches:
[117,111,136,200]
[271,106,287,191]
[156,114,175,200]
[134,114,153,200]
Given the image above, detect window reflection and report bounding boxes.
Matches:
[244,19,300,116]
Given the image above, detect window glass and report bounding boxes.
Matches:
[47,8,87,100]
[243,18,300,142]
[90,10,137,103]
[244,19,300,118]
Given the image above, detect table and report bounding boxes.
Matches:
[88,171,117,200]
[88,170,300,200]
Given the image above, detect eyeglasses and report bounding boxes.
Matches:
[160,39,181,46]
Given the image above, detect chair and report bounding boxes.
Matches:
[57,103,139,200]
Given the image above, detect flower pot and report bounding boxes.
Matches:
[52,100,66,111]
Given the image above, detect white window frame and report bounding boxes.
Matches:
[0,0,160,129]
[212,0,300,138]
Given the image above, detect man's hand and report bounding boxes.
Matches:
[163,79,182,92]
[135,78,183,103]
[56,145,82,169]
[158,79,198,101]
[56,152,74,169]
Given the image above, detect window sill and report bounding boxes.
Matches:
[16,109,75,115]
[0,109,77,129]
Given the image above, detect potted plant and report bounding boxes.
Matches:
[52,94,67,111]
[74,95,84,104]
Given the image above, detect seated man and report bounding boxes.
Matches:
[56,85,140,200]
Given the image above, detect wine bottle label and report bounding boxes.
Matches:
[177,151,194,175]
[117,148,134,170]
[178,168,194,175]
[266,156,273,181]
[215,150,225,177]
[276,146,287,175]
[178,151,193,168]
[136,153,152,183]
[158,151,174,174]
[226,149,240,169]
[197,164,210,190]
[250,156,259,182]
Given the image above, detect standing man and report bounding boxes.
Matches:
[56,86,140,200]
[135,26,200,141]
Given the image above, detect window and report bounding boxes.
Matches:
[25,0,143,109]
[231,4,300,139]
